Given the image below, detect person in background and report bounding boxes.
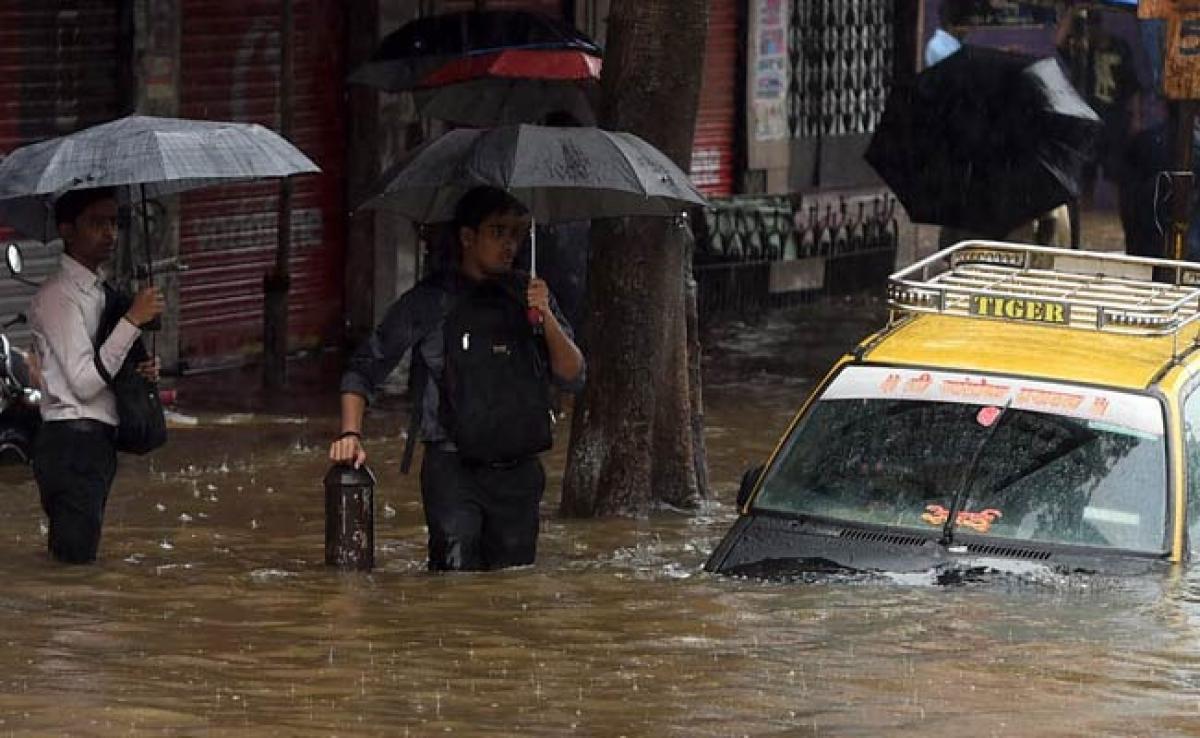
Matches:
[1056,5,1141,208]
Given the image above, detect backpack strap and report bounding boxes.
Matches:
[399,272,455,475]
[399,350,427,475]
[92,282,130,387]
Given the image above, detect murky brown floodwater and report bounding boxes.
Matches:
[3,301,1200,736]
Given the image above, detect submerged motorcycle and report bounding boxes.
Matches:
[0,244,41,464]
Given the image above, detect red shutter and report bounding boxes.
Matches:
[0,1,123,241]
[691,0,737,197]
[178,0,345,367]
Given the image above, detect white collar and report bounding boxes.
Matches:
[60,253,104,292]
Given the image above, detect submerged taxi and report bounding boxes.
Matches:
[706,242,1200,579]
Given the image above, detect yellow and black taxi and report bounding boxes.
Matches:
[706,242,1200,580]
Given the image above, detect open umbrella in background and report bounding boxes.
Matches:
[349,9,603,126]
[349,9,600,90]
[411,48,601,126]
[865,44,1102,238]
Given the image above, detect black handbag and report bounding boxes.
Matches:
[93,283,167,455]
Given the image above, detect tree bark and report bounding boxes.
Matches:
[560,0,710,517]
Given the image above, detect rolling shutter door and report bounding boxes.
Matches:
[0,1,124,342]
[178,0,345,367]
[691,0,737,197]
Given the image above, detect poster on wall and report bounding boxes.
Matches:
[752,0,788,141]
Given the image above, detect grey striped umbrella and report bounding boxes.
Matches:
[0,114,320,242]
[359,124,707,224]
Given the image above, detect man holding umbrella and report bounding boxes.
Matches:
[329,186,584,572]
[29,187,164,563]
[0,113,318,562]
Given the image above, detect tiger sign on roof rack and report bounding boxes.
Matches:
[888,241,1200,337]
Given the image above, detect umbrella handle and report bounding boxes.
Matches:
[526,306,543,332]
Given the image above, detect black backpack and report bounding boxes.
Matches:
[438,277,554,464]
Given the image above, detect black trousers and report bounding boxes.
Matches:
[32,420,117,564]
[420,446,544,571]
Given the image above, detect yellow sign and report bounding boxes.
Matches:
[1163,8,1200,98]
[969,295,1069,324]
[1139,0,1177,19]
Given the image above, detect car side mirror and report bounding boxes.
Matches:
[736,464,764,510]
[5,243,22,276]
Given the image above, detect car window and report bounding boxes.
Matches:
[754,366,1168,553]
[1183,387,1200,557]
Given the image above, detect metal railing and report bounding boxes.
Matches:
[889,241,1200,340]
[694,193,900,323]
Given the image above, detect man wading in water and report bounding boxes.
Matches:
[330,186,585,571]
[30,188,164,563]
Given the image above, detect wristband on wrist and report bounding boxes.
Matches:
[337,430,362,441]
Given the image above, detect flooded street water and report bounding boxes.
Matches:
[3,300,1200,736]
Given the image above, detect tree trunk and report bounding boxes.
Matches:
[560,0,710,517]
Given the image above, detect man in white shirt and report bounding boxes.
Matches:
[29,187,164,563]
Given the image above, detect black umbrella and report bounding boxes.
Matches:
[359,124,707,225]
[348,9,602,92]
[865,45,1102,238]
[359,124,708,278]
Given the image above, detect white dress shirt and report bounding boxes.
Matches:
[29,254,141,425]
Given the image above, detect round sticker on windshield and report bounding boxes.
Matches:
[976,406,1003,427]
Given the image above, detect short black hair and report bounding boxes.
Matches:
[453,186,528,230]
[54,187,118,227]
[939,3,968,27]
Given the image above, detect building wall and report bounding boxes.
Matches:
[0,1,130,347]
[691,0,739,197]
[176,0,347,371]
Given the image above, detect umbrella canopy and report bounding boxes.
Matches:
[413,78,597,127]
[416,48,601,86]
[865,45,1102,237]
[359,124,707,224]
[411,48,601,126]
[348,10,601,92]
[0,114,320,241]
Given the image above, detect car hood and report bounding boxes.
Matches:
[705,514,1170,583]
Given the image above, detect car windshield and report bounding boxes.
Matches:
[753,366,1168,553]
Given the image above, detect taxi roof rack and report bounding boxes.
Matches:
[889,241,1200,338]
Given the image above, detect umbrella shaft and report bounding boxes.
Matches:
[530,216,536,279]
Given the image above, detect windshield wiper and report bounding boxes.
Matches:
[941,401,1012,547]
